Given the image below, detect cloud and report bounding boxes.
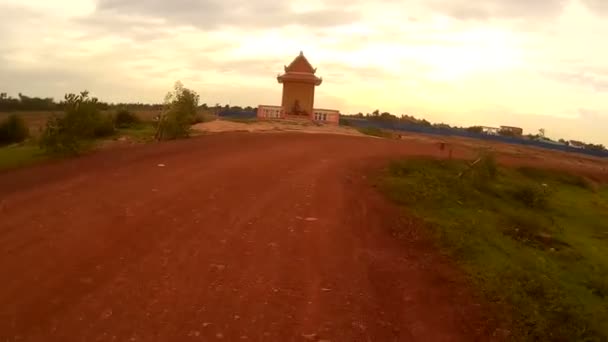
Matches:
[541,68,608,92]
[425,0,569,20]
[581,0,608,15]
[94,0,359,29]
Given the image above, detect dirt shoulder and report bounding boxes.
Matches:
[192,118,365,136]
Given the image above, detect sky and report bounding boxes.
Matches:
[0,0,607,144]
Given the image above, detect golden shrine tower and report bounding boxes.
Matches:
[277,51,322,116]
[257,52,340,124]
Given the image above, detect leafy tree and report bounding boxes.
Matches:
[155,82,200,140]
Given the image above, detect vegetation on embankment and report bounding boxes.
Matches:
[0,82,203,170]
[379,155,608,341]
[357,126,393,138]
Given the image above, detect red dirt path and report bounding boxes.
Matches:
[1,132,605,342]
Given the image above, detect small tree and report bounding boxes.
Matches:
[538,128,546,138]
[155,82,199,140]
[39,91,113,154]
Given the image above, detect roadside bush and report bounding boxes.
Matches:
[94,114,116,137]
[191,113,205,124]
[39,114,84,154]
[39,91,113,154]
[0,114,29,145]
[513,183,550,209]
[155,81,199,141]
[114,109,141,128]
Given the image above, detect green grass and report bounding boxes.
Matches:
[115,123,157,142]
[379,157,608,341]
[0,143,47,170]
[357,126,393,138]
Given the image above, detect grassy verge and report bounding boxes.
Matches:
[357,126,393,138]
[379,157,608,341]
[0,124,158,171]
[0,144,47,171]
[115,123,157,142]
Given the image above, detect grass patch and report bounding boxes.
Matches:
[357,126,393,138]
[380,157,608,341]
[115,123,156,142]
[0,143,47,170]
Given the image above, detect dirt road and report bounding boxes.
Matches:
[2,132,582,342]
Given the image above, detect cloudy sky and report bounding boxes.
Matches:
[1,0,607,143]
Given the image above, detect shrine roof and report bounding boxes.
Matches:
[278,52,322,85]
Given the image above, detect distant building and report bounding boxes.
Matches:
[481,126,500,135]
[499,126,523,136]
[257,52,340,125]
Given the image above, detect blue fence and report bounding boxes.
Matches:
[342,117,608,158]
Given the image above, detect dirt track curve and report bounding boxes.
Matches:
[0,132,523,341]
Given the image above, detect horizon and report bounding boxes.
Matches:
[1,0,607,145]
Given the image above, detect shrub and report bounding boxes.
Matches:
[191,113,205,124]
[114,109,141,128]
[39,114,85,154]
[39,91,111,154]
[512,183,550,209]
[155,81,199,141]
[0,114,29,145]
[94,114,116,137]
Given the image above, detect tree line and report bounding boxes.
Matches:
[3,92,605,151]
[0,92,258,113]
